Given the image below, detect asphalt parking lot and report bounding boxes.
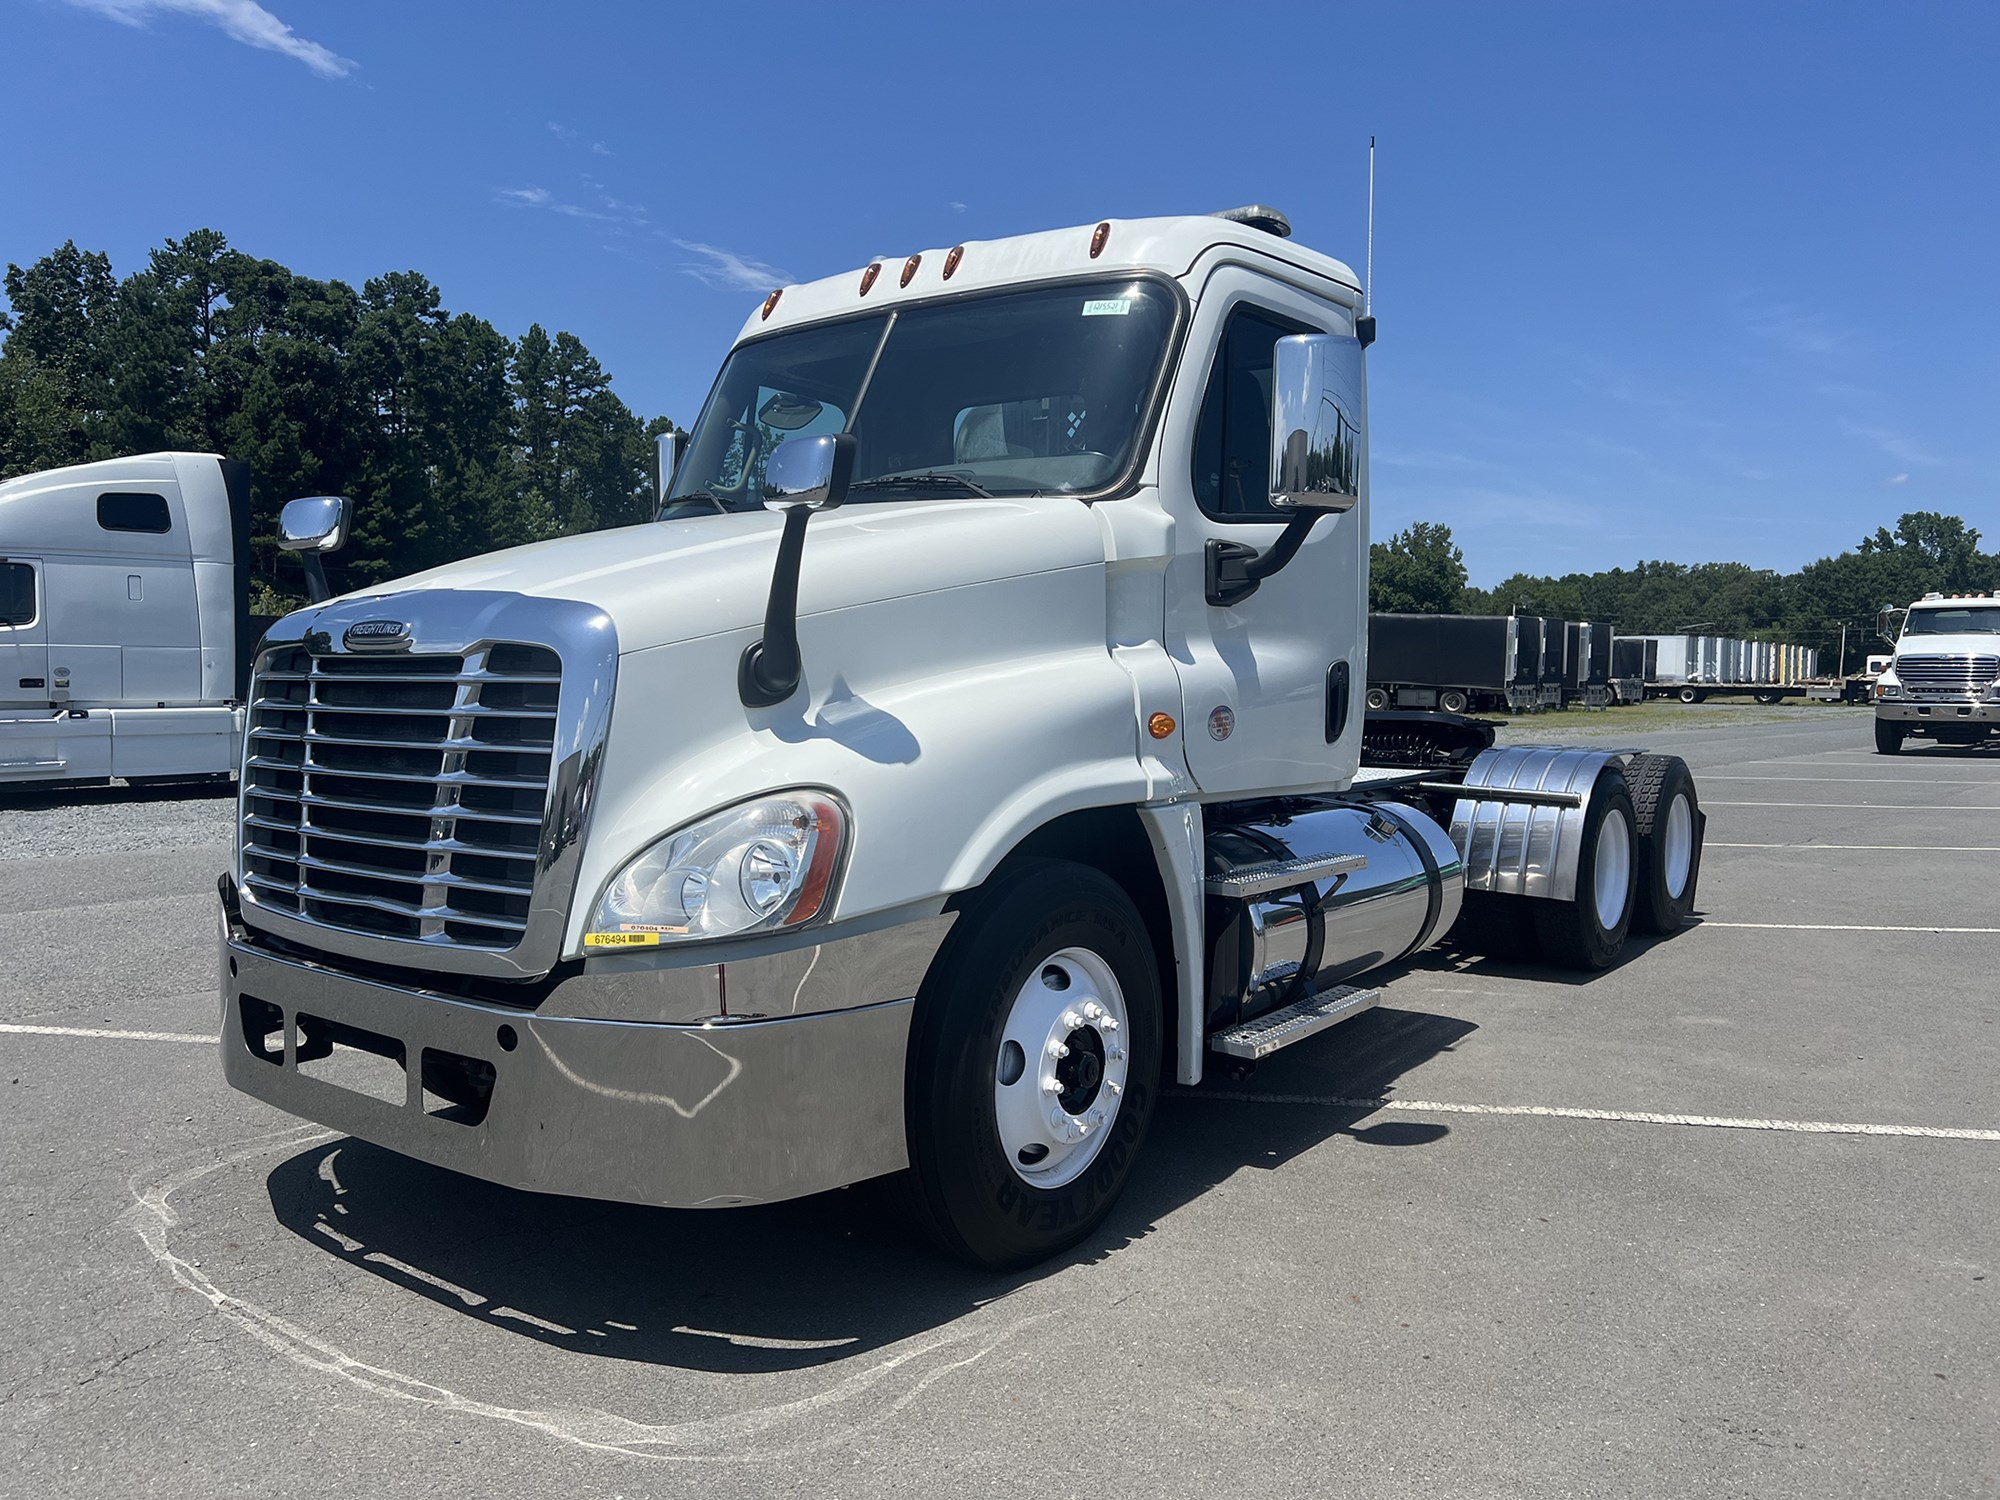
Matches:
[2,707,1994,1500]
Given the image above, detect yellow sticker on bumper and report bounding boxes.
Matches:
[584,931,661,949]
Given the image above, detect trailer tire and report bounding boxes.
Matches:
[1438,688,1470,714]
[1676,686,1702,704]
[1531,770,1637,970]
[1754,691,1784,705]
[1626,754,1702,936]
[897,858,1162,1270]
[1874,719,1904,755]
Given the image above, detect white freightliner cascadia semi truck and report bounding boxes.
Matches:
[218,210,1707,1267]
[1872,592,2000,753]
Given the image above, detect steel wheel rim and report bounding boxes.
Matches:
[1662,792,1694,900]
[993,946,1130,1189]
[1594,809,1633,931]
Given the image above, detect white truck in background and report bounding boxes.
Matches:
[217,209,1709,1268]
[0,452,274,788]
[1873,593,2000,753]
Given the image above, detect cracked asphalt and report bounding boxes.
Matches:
[1,707,1995,1499]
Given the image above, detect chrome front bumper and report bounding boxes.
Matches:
[1877,698,2000,727]
[220,909,951,1208]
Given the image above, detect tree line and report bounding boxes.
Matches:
[0,231,675,608]
[1372,512,2000,668]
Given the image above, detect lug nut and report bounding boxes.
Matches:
[1047,1039,1069,1058]
[1041,1074,1059,1095]
[1061,1011,1082,1031]
[1107,1080,1123,1097]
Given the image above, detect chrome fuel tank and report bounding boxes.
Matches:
[1204,802,1464,1026]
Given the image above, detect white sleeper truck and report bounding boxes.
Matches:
[0,452,259,787]
[1873,592,2000,753]
[218,210,1707,1267]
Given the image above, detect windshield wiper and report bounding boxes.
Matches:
[660,489,733,516]
[846,473,994,499]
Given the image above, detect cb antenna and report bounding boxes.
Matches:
[1358,135,1378,347]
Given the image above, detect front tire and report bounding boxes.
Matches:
[901,859,1162,1269]
[1532,769,1638,970]
[1874,718,1905,755]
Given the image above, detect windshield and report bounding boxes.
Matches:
[663,278,1177,514]
[1905,605,2000,636]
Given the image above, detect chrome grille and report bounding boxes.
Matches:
[240,643,562,951]
[1896,653,1999,694]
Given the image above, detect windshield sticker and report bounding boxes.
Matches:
[1081,298,1132,317]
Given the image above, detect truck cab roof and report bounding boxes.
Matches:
[738,211,1364,343]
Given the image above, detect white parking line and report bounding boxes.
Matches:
[1702,775,1999,784]
[1692,920,2000,933]
[1177,1092,2000,1142]
[1706,801,2000,810]
[1707,842,2000,851]
[0,1022,216,1044]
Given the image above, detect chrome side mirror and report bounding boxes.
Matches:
[762,433,855,513]
[278,495,351,604]
[1270,333,1364,513]
[277,495,352,553]
[656,430,686,509]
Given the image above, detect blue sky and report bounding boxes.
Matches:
[4,0,1996,584]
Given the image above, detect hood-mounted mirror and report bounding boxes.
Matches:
[277,495,353,603]
[740,434,858,708]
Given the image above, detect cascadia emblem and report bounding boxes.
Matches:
[343,619,411,649]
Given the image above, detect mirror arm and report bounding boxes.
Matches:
[299,552,333,605]
[1205,512,1318,607]
[738,505,813,707]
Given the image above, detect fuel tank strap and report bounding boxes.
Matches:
[1361,801,1445,961]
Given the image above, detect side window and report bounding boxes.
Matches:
[1190,305,1314,520]
[97,492,172,533]
[0,562,35,627]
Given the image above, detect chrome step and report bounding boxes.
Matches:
[1204,851,1366,899]
[1207,983,1382,1061]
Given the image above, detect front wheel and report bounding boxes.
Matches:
[900,859,1162,1269]
[1874,718,1905,755]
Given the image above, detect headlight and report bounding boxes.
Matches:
[1877,676,1903,700]
[585,792,847,950]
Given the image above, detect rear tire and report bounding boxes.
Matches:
[1874,718,1904,755]
[1532,770,1637,970]
[1440,688,1470,714]
[1626,754,1702,936]
[1454,891,1540,963]
[1677,686,1700,704]
[899,858,1162,1269]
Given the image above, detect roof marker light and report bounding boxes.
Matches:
[900,254,922,287]
[943,244,964,280]
[761,289,782,320]
[1089,221,1111,258]
[859,262,881,295]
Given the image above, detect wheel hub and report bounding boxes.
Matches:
[993,948,1131,1187]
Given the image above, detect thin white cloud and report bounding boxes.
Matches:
[62,0,353,76]
[1886,472,1911,486]
[495,185,647,228]
[1842,419,1943,467]
[672,239,792,291]
[592,142,613,157]
[548,121,577,141]
[496,186,553,207]
[948,200,968,214]
[1743,301,1858,357]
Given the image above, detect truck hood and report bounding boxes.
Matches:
[1894,634,2000,660]
[347,496,1110,654]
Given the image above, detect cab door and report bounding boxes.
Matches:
[0,557,49,708]
[1159,267,1368,797]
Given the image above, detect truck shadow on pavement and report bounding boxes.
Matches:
[259,1004,1472,1375]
